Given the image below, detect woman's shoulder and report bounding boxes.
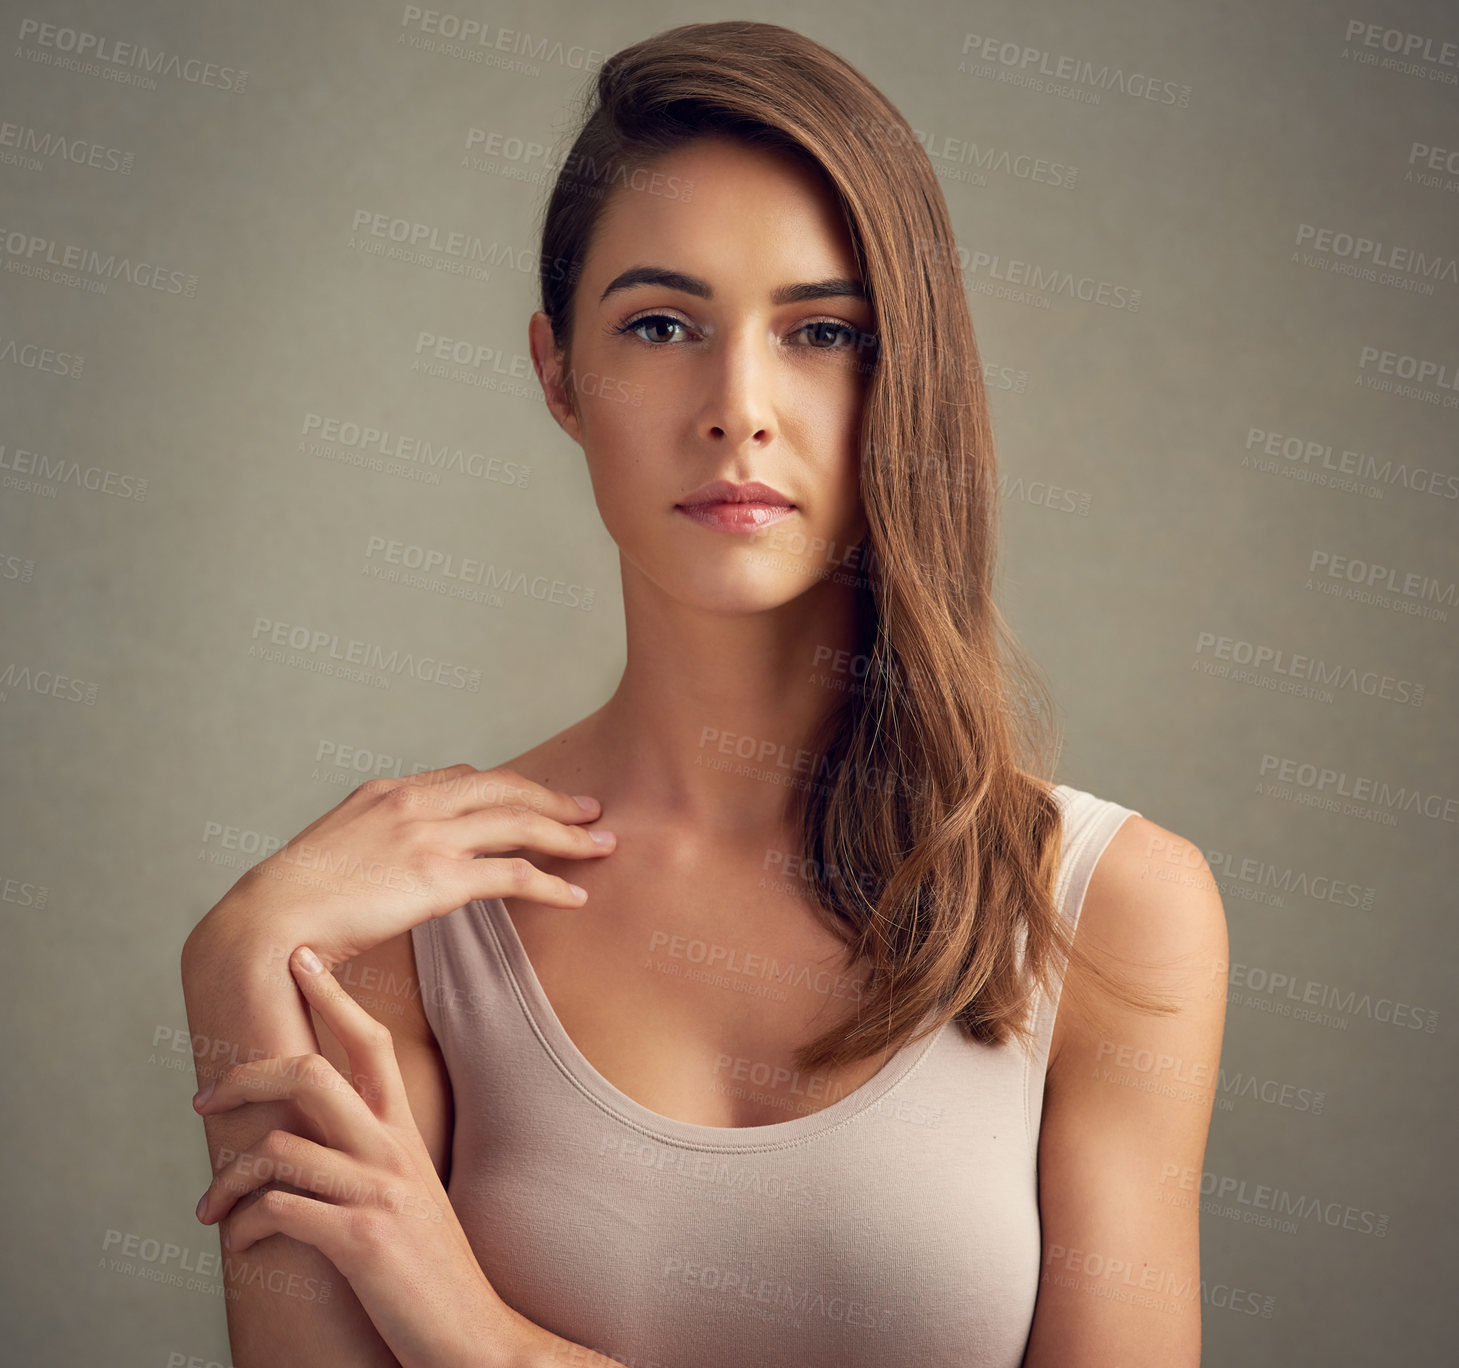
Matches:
[1059,778,1225,952]
[1053,802,1229,1067]
[1080,805,1224,937]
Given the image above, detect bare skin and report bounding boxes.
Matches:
[326,725,1051,1144]
[437,719,898,1129]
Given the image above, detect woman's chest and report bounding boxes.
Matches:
[441,992,1042,1368]
[499,861,890,1127]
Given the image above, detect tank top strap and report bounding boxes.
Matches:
[1051,782,1142,934]
[1019,783,1143,1134]
[409,897,539,1091]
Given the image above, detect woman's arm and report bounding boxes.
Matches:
[177,764,621,1364]
[181,908,407,1365]
[182,909,625,1368]
[1022,816,1229,1368]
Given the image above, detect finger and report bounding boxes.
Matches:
[379,762,503,807]
[437,801,615,861]
[220,1185,350,1266]
[193,1049,377,1151]
[292,763,484,843]
[398,762,485,786]
[367,763,484,796]
[198,1129,343,1227]
[359,765,602,828]
[465,853,597,911]
[289,947,411,1121]
[433,765,603,826]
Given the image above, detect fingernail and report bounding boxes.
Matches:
[296,946,323,974]
[568,883,588,901]
[196,1192,209,1222]
[192,1082,214,1108]
[572,795,599,812]
[588,829,615,846]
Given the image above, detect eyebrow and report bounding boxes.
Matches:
[597,265,869,307]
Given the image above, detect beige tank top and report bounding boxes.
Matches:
[410,782,1139,1366]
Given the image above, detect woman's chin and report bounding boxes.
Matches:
[640,560,824,616]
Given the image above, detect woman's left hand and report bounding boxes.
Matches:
[192,944,516,1367]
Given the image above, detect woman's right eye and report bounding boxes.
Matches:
[614,313,691,344]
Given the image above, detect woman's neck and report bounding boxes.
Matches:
[584,569,871,835]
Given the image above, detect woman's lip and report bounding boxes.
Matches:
[676,502,796,532]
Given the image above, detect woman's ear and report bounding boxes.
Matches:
[529,310,582,445]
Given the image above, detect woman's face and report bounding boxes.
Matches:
[529,133,876,615]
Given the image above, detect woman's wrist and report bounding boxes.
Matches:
[184,879,316,980]
[433,1292,552,1368]
[442,1297,621,1368]
[181,895,325,1090]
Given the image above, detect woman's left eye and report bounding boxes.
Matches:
[799,320,862,349]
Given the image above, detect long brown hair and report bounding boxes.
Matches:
[536,20,1176,1074]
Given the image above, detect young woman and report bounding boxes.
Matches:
[182,21,1227,1368]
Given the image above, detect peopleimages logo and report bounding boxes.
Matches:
[1307,549,1455,621]
[0,224,197,295]
[958,32,1192,107]
[0,439,147,501]
[1359,344,1459,393]
[14,18,248,91]
[917,236,1141,312]
[0,661,100,706]
[661,1255,899,1332]
[1342,20,1459,76]
[1161,1164,1390,1238]
[1193,632,1423,706]
[361,535,597,612]
[1258,753,1457,823]
[247,617,481,692]
[1203,847,1376,910]
[396,7,606,72]
[1294,223,1458,293]
[298,412,531,488]
[0,118,134,173]
[1222,960,1437,1033]
[906,125,1079,189]
[0,335,83,377]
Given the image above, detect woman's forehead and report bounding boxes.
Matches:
[584,143,860,299]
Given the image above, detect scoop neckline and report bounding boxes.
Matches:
[473,895,945,1153]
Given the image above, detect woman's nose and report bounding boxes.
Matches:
[700,330,775,446]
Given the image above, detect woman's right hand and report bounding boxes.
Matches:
[191,764,613,969]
